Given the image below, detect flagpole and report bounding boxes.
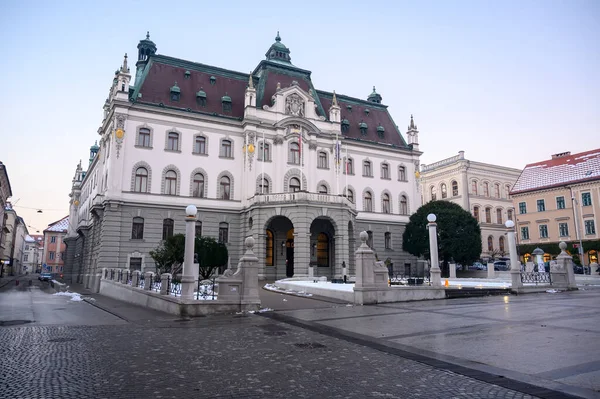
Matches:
[335,132,340,196]
[261,129,265,194]
[345,140,348,197]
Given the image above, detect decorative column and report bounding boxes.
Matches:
[555,242,577,290]
[427,214,441,286]
[506,220,523,291]
[180,205,198,300]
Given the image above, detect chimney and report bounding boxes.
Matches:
[552,151,571,159]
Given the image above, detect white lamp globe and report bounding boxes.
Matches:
[185,205,197,216]
[505,220,515,228]
[427,213,436,222]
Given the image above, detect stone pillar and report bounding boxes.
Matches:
[293,224,310,277]
[334,226,349,279]
[63,236,77,284]
[427,216,441,287]
[487,262,495,279]
[257,233,267,280]
[354,231,388,305]
[180,206,198,300]
[591,262,599,275]
[506,221,523,291]
[240,237,260,307]
[97,203,122,273]
[449,263,456,279]
[526,261,534,272]
[160,273,172,295]
[144,272,154,291]
[555,242,577,290]
[131,270,140,287]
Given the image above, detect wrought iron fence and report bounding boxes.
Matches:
[110,269,115,280]
[137,274,145,289]
[151,274,162,292]
[521,272,552,285]
[169,278,181,297]
[104,269,108,279]
[196,278,217,300]
[125,270,132,285]
[117,269,123,282]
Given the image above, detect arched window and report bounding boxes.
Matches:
[441,183,447,199]
[266,230,274,266]
[318,152,328,169]
[364,191,373,212]
[162,218,174,240]
[194,136,206,154]
[220,176,231,200]
[487,236,494,252]
[505,184,511,198]
[218,222,229,243]
[430,186,437,201]
[398,166,406,181]
[259,142,270,161]
[473,206,480,221]
[138,128,151,147]
[496,208,503,224]
[131,217,144,239]
[289,142,300,164]
[483,182,489,197]
[499,236,505,253]
[381,163,390,179]
[317,233,329,267]
[363,161,372,177]
[290,177,301,192]
[384,232,391,249]
[507,209,513,221]
[382,193,391,213]
[400,195,408,215]
[345,188,354,203]
[165,170,177,195]
[452,181,459,196]
[259,177,269,194]
[167,132,179,151]
[220,139,232,158]
[134,167,148,192]
[472,180,478,195]
[494,183,500,198]
[318,185,328,194]
[485,207,492,223]
[344,158,354,175]
[192,173,205,198]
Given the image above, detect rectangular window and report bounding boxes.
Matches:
[129,257,142,271]
[167,132,179,151]
[318,153,328,169]
[131,217,144,239]
[556,196,565,209]
[220,140,232,158]
[585,220,596,235]
[381,164,390,179]
[51,236,56,243]
[194,136,206,154]
[539,224,548,238]
[219,224,229,244]
[507,209,513,221]
[49,252,55,260]
[559,223,569,237]
[24,254,28,261]
[519,202,527,214]
[582,192,592,206]
[138,129,151,147]
[537,199,545,212]
[195,221,202,238]
[363,162,372,177]
[384,232,391,249]
[521,227,529,240]
[259,142,270,161]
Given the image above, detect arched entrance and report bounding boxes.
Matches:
[310,217,336,278]
[265,216,294,279]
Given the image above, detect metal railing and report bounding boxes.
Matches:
[151,274,162,292]
[247,191,355,209]
[169,279,181,297]
[117,269,123,282]
[137,274,145,289]
[196,277,217,300]
[110,269,114,280]
[521,272,552,285]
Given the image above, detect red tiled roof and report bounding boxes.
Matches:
[511,148,600,194]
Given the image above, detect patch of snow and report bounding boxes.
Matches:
[53,291,83,302]
[546,289,560,293]
[263,283,313,297]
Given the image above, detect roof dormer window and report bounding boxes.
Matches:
[341,119,350,134]
[210,76,216,85]
[359,121,368,136]
[377,124,385,139]
[184,70,191,79]
[170,82,180,102]
[222,93,232,113]
[196,88,207,107]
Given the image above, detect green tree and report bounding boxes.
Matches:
[403,201,482,267]
[195,236,229,279]
[149,234,185,276]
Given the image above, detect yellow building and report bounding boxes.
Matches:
[510,149,599,269]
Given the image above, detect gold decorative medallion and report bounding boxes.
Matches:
[74,200,80,206]
[115,129,124,139]
[248,144,255,153]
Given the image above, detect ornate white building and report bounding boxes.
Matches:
[419,151,521,260]
[63,33,423,290]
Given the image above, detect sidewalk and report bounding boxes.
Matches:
[0,275,18,289]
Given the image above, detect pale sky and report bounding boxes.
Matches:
[0,0,598,233]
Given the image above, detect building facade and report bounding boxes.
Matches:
[510,149,600,267]
[43,217,68,274]
[63,33,423,290]
[419,151,522,260]
[22,234,43,274]
[0,161,13,272]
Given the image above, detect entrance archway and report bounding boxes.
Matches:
[310,217,336,278]
[265,216,294,279]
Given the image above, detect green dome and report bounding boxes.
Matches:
[90,141,99,151]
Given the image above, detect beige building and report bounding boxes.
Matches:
[419,151,522,259]
[510,149,600,267]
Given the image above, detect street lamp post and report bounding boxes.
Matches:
[427,213,441,287]
[180,205,198,301]
[571,196,586,274]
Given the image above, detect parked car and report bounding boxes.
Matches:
[38,273,53,281]
[469,262,486,270]
[573,264,584,274]
[493,261,509,271]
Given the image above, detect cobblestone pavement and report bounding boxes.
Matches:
[0,316,544,399]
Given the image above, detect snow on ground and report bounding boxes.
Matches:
[53,291,84,302]
[263,283,313,297]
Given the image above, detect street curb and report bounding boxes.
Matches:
[83,297,130,322]
[260,311,592,399]
[0,277,17,289]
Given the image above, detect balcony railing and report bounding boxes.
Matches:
[247,192,355,209]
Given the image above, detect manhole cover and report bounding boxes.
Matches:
[264,331,287,336]
[48,338,76,343]
[0,320,33,327]
[294,342,326,349]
